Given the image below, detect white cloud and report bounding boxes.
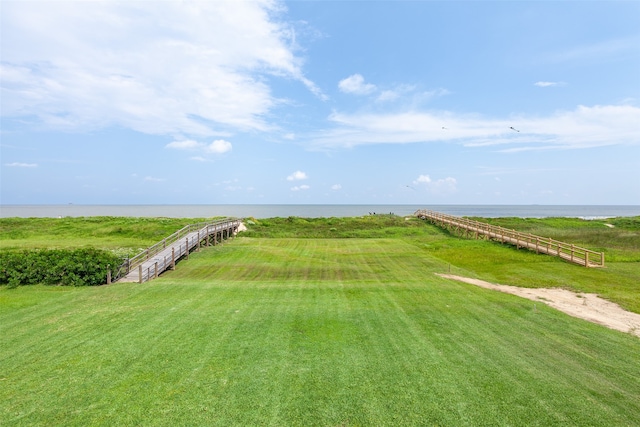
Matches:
[287,170,308,181]
[331,184,342,190]
[338,74,376,95]
[291,185,310,191]
[167,138,232,156]
[413,175,457,194]
[1,1,322,136]
[206,140,233,154]
[413,175,431,184]
[5,162,37,168]
[534,81,565,87]
[308,104,640,151]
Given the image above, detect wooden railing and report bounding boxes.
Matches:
[415,210,604,268]
[111,218,241,282]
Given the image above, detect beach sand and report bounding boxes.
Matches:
[437,274,640,338]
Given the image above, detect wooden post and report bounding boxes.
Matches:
[107,268,111,285]
[154,261,158,278]
[206,226,210,247]
[139,265,143,284]
[197,231,201,252]
[186,238,190,260]
[172,247,176,270]
[585,251,589,267]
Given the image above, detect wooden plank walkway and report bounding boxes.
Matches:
[415,209,604,268]
[114,218,242,283]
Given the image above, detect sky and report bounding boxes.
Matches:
[1,0,639,206]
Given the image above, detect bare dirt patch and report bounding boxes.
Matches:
[437,274,640,338]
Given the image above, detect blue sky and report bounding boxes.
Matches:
[1,0,639,205]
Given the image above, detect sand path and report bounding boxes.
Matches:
[437,274,640,338]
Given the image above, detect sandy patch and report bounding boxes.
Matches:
[437,274,640,337]
[237,222,248,232]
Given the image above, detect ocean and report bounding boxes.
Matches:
[1,204,638,219]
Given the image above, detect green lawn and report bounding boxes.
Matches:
[2,237,639,426]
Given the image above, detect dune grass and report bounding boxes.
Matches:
[2,236,640,426]
[0,217,206,256]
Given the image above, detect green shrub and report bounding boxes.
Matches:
[0,248,123,287]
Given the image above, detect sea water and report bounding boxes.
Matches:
[1,204,638,219]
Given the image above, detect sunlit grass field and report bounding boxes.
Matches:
[1,215,639,425]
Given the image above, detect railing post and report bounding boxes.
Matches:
[139,265,143,284]
[571,245,575,263]
[197,231,201,252]
[186,238,189,259]
[154,261,158,278]
[585,251,589,267]
[172,247,176,270]
[107,268,111,285]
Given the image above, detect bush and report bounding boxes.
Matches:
[0,248,123,287]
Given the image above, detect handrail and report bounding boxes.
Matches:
[111,218,240,282]
[415,209,604,267]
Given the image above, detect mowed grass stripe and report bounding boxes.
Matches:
[1,238,639,426]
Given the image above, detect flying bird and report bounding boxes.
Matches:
[510,126,520,132]
[442,126,448,130]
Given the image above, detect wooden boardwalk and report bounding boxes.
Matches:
[113,218,242,283]
[415,210,604,268]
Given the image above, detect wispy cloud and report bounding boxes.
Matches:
[1,1,322,137]
[166,140,202,150]
[534,81,565,87]
[144,176,165,182]
[413,174,457,194]
[287,170,308,181]
[544,35,640,64]
[338,74,376,95]
[5,162,37,168]
[331,184,342,190]
[166,139,232,156]
[291,185,310,191]
[306,104,640,151]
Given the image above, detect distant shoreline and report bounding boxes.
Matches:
[1,204,639,219]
